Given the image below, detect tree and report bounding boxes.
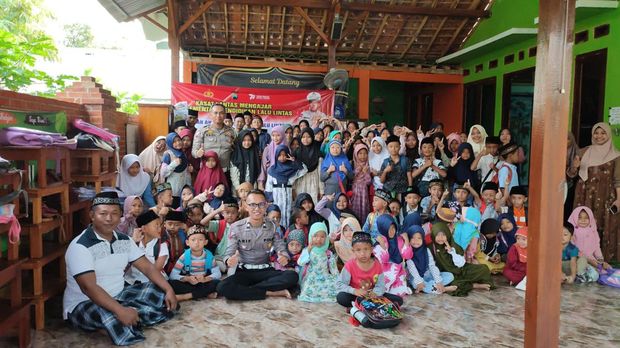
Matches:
[114,91,143,115]
[0,0,77,96]
[63,23,94,48]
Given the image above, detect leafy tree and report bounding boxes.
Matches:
[114,91,143,115]
[63,23,94,48]
[0,0,77,95]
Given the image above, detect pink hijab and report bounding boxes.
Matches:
[446,132,462,157]
[262,126,287,169]
[118,195,142,235]
[579,122,620,181]
[568,206,603,260]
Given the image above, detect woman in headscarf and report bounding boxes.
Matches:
[369,136,389,189]
[294,193,327,227]
[574,122,620,261]
[116,154,156,208]
[320,140,354,196]
[138,135,166,184]
[373,214,413,296]
[405,225,456,294]
[564,131,581,220]
[230,130,260,190]
[448,143,479,189]
[160,132,192,208]
[351,143,372,220]
[431,221,494,297]
[467,124,488,157]
[293,127,323,203]
[258,125,287,190]
[334,216,362,264]
[446,132,463,158]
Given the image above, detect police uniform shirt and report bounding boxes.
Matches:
[192,124,235,171]
[224,217,288,265]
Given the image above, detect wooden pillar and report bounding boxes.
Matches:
[328,42,336,70]
[358,70,370,120]
[168,0,180,84]
[525,0,575,347]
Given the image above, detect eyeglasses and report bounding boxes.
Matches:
[247,202,268,210]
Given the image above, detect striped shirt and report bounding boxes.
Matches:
[169,250,221,280]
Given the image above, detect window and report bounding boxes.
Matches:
[489,59,498,69]
[575,30,588,44]
[475,64,483,73]
[518,51,525,60]
[463,69,470,76]
[594,24,610,38]
[504,54,515,65]
[464,78,496,132]
[529,47,537,57]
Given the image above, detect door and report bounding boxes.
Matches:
[572,49,607,148]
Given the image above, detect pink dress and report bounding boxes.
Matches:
[373,236,413,296]
[351,168,371,220]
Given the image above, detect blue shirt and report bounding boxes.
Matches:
[562,242,579,261]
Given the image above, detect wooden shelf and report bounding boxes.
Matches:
[23,277,65,330]
[20,218,62,236]
[19,219,65,259]
[0,146,70,189]
[21,242,67,270]
[72,171,116,193]
[0,300,31,347]
[68,199,91,214]
[25,183,69,225]
[70,148,116,176]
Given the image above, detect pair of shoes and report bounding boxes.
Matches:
[575,274,586,284]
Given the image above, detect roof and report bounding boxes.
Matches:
[97,0,165,22]
[98,0,492,67]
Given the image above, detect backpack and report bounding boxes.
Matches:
[598,266,620,289]
[181,248,214,276]
[491,163,512,186]
[352,296,403,329]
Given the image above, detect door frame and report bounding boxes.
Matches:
[571,48,607,145]
[463,77,497,131]
[501,67,536,129]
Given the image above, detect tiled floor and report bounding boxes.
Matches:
[21,278,620,347]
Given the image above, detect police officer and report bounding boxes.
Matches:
[216,190,298,300]
[298,91,327,127]
[192,103,235,172]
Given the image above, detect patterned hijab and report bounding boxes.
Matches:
[308,222,330,255]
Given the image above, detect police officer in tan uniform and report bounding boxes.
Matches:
[216,190,298,300]
[192,103,235,172]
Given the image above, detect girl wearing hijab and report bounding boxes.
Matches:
[467,125,488,157]
[446,132,462,158]
[117,195,144,235]
[568,206,612,270]
[351,143,372,220]
[160,132,192,208]
[405,225,456,294]
[474,218,506,274]
[294,193,327,227]
[574,122,620,261]
[448,143,479,189]
[230,130,260,189]
[178,128,199,180]
[293,128,323,203]
[194,150,228,195]
[498,213,518,256]
[315,192,358,239]
[265,145,308,228]
[431,221,494,296]
[258,125,287,190]
[320,140,354,195]
[320,129,343,155]
[138,135,166,183]
[369,136,390,189]
[297,222,340,303]
[334,217,362,264]
[117,154,156,208]
[503,227,528,285]
[373,214,413,296]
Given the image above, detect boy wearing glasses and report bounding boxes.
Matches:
[216,190,298,300]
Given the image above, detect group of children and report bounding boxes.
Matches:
[112,115,614,320]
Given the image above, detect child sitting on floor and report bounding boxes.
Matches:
[497,213,518,260]
[118,195,143,235]
[475,218,506,274]
[503,227,527,286]
[274,229,305,272]
[561,224,599,284]
[125,210,168,285]
[453,206,482,264]
[169,225,220,301]
[507,186,528,228]
[374,214,413,296]
[334,217,362,264]
[336,231,404,309]
[285,208,309,242]
[297,222,340,303]
[405,225,456,294]
[568,206,612,271]
[202,198,240,271]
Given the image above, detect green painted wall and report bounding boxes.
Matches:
[463,0,538,48]
[460,2,620,146]
[369,80,406,127]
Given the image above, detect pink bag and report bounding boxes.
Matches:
[72,119,119,144]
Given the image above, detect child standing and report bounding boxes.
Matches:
[503,227,527,285]
[380,135,410,196]
[475,218,506,274]
[169,225,220,301]
[561,224,599,284]
[410,137,447,197]
[125,210,168,285]
[496,142,520,197]
[400,186,422,221]
[293,128,323,203]
[265,145,308,228]
[368,136,390,190]
[362,189,391,240]
[336,232,404,308]
[297,222,340,302]
[320,140,354,196]
[152,183,173,219]
[498,213,518,257]
[431,222,494,296]
[568,206,612,271]
[162,210,188,275]
[351,144,372,220]
[334,217,361,264]
[405,225,456,294]
[194,151,228,196]
[161,132,192,208]
[230,130,260,189]
[374,214,413,296]
[118,196,143,235]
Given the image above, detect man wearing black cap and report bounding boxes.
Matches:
[471,136,503,183]
[63,192,176,346]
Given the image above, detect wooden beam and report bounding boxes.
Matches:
[423,0,459,59]
[342,2,487,18]
[328,42,336,69]
[294,7,331,46]
[243,4,249,51]
[337,11,368,48]
[367,1,394,58]
[223,2,229,50]
[399,0,436,59]
[314,10,329,54]
[358,69,370,120]
[264,6,271,50]
[127,4,166,21]
[167,0,179,83]
[349,7,372,56]
[383,15,407,55]
[525,0,575,347]
[179,1,214,35]
[144,14,168,33]
[202,12,210,49]
[279,6,286,52]
[297,9,307,54]
[439,0,480,57]
[217,0,331,10]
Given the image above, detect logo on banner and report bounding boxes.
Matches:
[249,94,270,101]
[203,90,215,98]
[0,111,17,125]
[25,114,51,126]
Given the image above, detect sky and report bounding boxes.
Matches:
[37,0,172,102]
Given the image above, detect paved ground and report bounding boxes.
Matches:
[18,276,620,347]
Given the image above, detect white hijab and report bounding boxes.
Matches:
[117,154,150,197]
[138,136,166,172]
[467,124,488,156]
[369,136,389,172]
